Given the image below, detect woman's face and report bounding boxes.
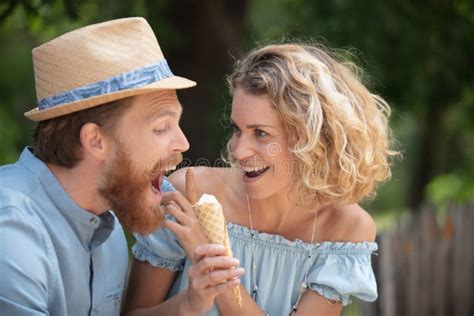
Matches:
[229,88,296,200]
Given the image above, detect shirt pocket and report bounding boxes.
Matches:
[96,287,123,316]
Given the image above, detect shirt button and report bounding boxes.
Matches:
[90,217,99,225]
[114,294,121,305]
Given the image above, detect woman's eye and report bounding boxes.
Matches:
[255,129,268,138]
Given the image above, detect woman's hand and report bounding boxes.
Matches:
[123,244,244,316]
[182,244,244,315]
[161,168,209,263]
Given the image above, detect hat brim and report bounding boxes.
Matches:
[24,75,196,121]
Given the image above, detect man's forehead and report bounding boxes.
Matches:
[147,89,178,103]
[146,104,183,120]
[145,92,183,119]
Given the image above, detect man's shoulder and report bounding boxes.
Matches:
[0,185,41,216]
[0,172,49,248]
[0,161,41,198]
[0,189,48,235]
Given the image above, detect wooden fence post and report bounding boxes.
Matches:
[380,231,396,316]
[373,202,474,316]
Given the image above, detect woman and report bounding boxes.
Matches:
[124,42,397,315]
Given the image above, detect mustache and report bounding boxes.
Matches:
[148,153,183,177]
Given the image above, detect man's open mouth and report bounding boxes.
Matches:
[150,165,178,195]
[151,176,162,194]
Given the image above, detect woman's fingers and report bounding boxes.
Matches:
[162,218,185,235]
[190,255,240,276]
[161,191,194,216]
[193,244,226,262]
[163,202,191,226]
[189,244,244,288]
[184,243,244,311]
[203,278,241,296]
[193,267,244,289]
[186,167,198,204]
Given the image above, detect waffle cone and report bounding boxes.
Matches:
[193,194,243,307]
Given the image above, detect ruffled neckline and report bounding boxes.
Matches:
[227,221,378,254]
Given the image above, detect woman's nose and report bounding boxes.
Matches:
[231,134,254,160]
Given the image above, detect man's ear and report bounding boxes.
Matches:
[79,122,112,161]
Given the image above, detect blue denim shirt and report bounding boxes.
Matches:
[0,148,129,315]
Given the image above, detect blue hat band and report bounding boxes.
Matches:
[38,59,173,110]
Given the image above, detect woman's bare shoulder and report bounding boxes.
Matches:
[318,204,377,243]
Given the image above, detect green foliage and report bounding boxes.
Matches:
[0,5,470,316]
[426,174,474,206]
[246,0,474,212]
[0,0,152,164]
[0,0,472,213]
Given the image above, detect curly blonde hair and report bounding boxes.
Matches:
[226,43,399,206]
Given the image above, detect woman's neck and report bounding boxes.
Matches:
[247,191,307,234]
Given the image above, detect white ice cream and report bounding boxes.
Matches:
[197,193,219,205]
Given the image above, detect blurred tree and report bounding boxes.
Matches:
[144,0,249,163]
[0,0,248,165]
[246,0,474,210]
[0,0,148,164]
[1,0,473,213]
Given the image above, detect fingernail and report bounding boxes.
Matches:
[231,258,240,265]
[235,267,245,274]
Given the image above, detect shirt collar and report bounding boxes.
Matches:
[18,147,115,248]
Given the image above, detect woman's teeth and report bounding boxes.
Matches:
[241,165,269,173]
[164,165,178,176]
[165,165,177,172]
[242,165,270,178]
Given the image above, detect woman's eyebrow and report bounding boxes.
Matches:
[229,118,275,129]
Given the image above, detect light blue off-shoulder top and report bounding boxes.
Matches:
[132,178,378,315]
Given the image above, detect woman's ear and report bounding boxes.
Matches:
[79,122,112,161]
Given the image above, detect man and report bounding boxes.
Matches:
[0,17,241,315]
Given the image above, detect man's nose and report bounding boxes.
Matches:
[173,126,190,153]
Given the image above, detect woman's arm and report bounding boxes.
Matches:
[291,291,342,316]
[123,259,176,314]
[214,286,266,315]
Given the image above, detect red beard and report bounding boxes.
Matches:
[98,147,182,234]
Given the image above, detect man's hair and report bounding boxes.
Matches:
[33,98,133,168]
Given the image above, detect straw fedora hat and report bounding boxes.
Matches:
[25,17,196,121]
